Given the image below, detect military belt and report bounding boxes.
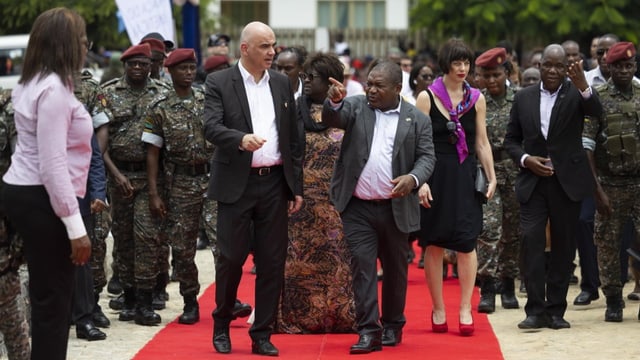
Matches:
[172,162,210,176]
[113,160,146,172]
[492,149,509,162]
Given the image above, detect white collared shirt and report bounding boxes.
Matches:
[238,61,282,167]
[353,99,401,200]
[539,82,562,139]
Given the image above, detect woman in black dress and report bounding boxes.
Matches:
[415,39,496,336]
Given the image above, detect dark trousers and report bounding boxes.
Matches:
[2,184,74,360]
[520,176,580,318]
[72,215,96,325]
[575,196,600,294]
[341,197,409,335]
[213,168,289,341]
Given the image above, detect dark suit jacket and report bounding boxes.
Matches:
[321,96,436,233]
[203,65,303,203]
[503,80,602,203]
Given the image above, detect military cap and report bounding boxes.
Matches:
[120,43,151,62]
[208,34,231,47]
[140,38,165,54]
[475,47,508,68]
[164,48,197,68]
[141,32,174,51]
[606,41,636,64]
[204,55,229,73]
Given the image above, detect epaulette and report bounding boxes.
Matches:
[100,77,121,88]
[148,92,169,109]
[593,82,608,93]
[81,69,94,80]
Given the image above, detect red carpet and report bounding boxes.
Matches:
[134,246,503,359]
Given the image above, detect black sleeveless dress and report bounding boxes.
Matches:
[416,91,483,253]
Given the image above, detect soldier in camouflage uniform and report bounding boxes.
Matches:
[474,48,520,313]
[583,42,640,322]
[0,88,30,359]
[142,49,209,325]
[74,69,112,331]
[100,43,167,326]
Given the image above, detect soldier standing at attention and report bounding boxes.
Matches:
[142,49,209,324]
[99,43,168,326]
[0,87,30,359]
[583,41,640,322]
[474,48,520,313]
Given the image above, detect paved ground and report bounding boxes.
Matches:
[2,237,640,360]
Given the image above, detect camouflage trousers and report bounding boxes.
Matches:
[89,209,111,292]
[477,162,520,280]
[162,173,208,297]
[595,181,640,296]
[109,172,162,292]
[0,271,30,360]
[201,197,218,257]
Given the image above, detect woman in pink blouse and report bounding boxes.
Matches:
[1,8,93,360]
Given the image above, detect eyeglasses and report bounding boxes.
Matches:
[83,40,93,51]
[596,48,609,56]
[126,60,152,68]
[301,72,320,81]
[420,74,435,80]
[446,121,459,145]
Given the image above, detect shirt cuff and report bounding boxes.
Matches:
[409,174,419,188]
[61,212,87,240]
[582,137,596,151]
[580,86,592,99]
[520,154,530,168]
[329,99,343,109]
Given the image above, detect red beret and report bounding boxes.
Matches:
[475,47,508,68]
[204,55,229,73]
[164,48,197,67]
[120,43,151,62]
[606,42,636,64]
[140,38,165,54]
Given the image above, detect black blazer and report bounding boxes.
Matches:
[503,80,602,203]
[203,65,303,203]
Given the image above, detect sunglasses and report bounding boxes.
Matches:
[596,48,609,56]
[420,74,435,80]
[446,121,459,145]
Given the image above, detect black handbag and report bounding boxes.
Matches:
[475,166,488,203]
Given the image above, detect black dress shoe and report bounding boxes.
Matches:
[213,328,231,354]
[381,328,402,346]
[549,316,571,329]
[251,338,279,356]
[231,300,252,320]
[573,290,599,305]
[517,315,549,329]
[92,307,111,328]
[349,333,382,354]
[76,322,107,341]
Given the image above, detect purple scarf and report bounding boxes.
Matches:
[429,77,480,163]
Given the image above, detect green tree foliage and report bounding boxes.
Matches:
[411,0,640,51]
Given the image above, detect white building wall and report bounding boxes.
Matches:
[269,0,317,29]
[386,0,408,30]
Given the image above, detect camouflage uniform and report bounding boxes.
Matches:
[101,76,167,298]
[0,88,30,360]
[583,80,640,303]
[477,85,520,280]
[142,87,210,299]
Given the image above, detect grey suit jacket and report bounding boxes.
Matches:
[321,95,436,233]
[203,65,303,203]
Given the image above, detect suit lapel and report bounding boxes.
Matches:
[531,87,542,138]
[268,71,283,132]
[231,66,253,131]
[363,104,375,155]
[393,101,411,159]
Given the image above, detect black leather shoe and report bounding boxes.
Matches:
[107,275,123,295]
[92,307,111,328]
[549,316,571,329]
[569,274,579,285]
[251,338,279,356]
[349,333,382,354]
[213,328,231,354]
[76,322,107,341]
[109,294,125,310]
[196,236,210,250]
[231,300,252,320]
[573,291,599,305]
[381,328,402,346]
[517,315,549,329]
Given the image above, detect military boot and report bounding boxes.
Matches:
[152,273,169,310]
[178,295,200,325]
[500,278,520,309]
[604,293,624,322]
[477,278,496,313]
[92,292,111,328]
[134,290,162,326]
[118,287,136,322]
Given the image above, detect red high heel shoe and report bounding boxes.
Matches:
[459,313,474,336]
[431,312,448,333]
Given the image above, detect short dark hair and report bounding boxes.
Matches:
[369,60,402,86]
[275,46,307,67]
[438,38,475,74]
[303,52,344,84]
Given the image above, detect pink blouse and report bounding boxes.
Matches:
[3,73,93,239]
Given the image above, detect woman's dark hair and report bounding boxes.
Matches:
[437,38,475,75]
[303,52,344,84]
[20,7,86,87]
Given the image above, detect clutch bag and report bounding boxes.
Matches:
[475,166,488,203]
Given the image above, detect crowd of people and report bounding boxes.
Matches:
[2,6,640,360]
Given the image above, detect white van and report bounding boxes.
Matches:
[0,34,29,89]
